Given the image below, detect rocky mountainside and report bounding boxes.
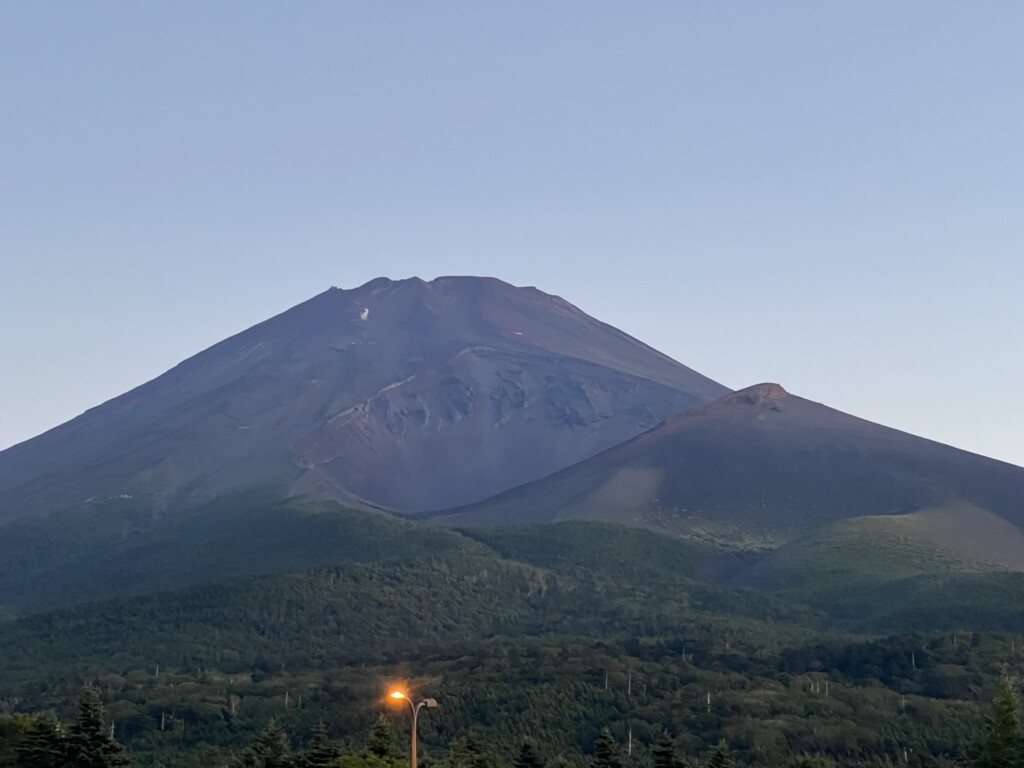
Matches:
[436,383,1024,558]
[0,276,727,521]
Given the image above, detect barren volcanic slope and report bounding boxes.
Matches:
[0,276,726,521]
[438,383,1024,551]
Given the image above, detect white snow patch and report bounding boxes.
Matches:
[360,307,370,321]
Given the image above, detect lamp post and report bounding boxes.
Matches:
[388,689,437,768]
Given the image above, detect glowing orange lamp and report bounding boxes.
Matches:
[387,687,437,768]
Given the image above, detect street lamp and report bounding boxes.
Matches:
[388,689,437,768]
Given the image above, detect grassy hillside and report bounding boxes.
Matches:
[725,502,1024,632]
[738,502,1024,588]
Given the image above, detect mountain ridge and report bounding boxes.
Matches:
[434,381,1024,553]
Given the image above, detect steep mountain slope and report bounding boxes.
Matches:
[0,277,726,521]
[437,383,1024,553]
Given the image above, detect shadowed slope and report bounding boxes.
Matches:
[436,383,1024,550]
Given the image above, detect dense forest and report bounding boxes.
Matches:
[2,513,1024,766]
[6,647,1024,765]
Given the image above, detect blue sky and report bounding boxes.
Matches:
[1,2,1022,467]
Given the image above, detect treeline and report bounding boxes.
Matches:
[8,673,1024,768]
[2,647,1024,768]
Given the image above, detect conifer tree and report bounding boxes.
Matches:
[592,729,622,768]
[367,713,401,759]
[706,740,735,768]
[652,733,678,768]
[241,719,292,768]
[65,687,130,768]
[973,678,1024,768]
[15,713,67,768]
[514,739,546,768]
[298,720,338,768]
[442,735,501,768]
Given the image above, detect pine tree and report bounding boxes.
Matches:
[242,719,292,768]
[706,740,735,768]
[514,739,546,768]
[652,733,678,768]
[15,713,67,768]
[367,713,400,759]
[592,729,622,768]
[297,720,338,768]
[442,736,501,768]
[973,678,1024,768]
[65,687,130,768]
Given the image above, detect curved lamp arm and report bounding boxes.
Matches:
[389,691,438,768]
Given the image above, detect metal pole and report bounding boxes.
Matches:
[411,701,419,768]
[389,690,435,768]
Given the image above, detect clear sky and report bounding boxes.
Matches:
[1,2,1021,467]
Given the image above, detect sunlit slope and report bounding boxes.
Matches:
[736,502,1024,590]
[726,502,1024,631]
[0,277,726,521]
[437,384,1024,549]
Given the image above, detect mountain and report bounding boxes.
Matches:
[435,383,1024,558]
[0,276,727,521]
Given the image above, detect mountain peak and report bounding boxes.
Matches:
[0,277,727,519]
[348,275,516,291]
[729,382,788,404]
[657,382,788,426]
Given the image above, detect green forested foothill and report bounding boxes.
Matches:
[1,510,1023,766]
[0,494,476,615]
